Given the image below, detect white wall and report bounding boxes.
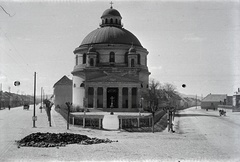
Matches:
[72,75,85,107]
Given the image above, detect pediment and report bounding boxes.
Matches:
[87,74,138,83]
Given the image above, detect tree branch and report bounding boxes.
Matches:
[0,5,14,17]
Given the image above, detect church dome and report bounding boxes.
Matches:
[80,26,142,47]
[101,8,122,18]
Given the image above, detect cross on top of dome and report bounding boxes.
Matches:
[110,1,113,9]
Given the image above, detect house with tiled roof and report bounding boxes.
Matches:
[53,75,72,108]
[201,94,227,110]
[233,88,240,111]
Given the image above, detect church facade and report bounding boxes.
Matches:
[72,6,150,112]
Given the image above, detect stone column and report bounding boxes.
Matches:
[103,87,107,109]
[118,87,123,109]
[128,87,132,109]
[85,86,88,108]
[93,87,97,108]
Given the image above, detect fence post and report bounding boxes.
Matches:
[99,118,101,129]
[120,118,122,129]
[83,117,85,128]
[137,117,140,128]
[149,117,151,127]
[83,109,86,128]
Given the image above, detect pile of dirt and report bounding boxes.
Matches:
[16,132,117,148]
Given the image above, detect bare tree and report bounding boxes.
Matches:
[0,5,14,17]
[142,79,162,133]
[162,83,177,94]
[142,80,180,133]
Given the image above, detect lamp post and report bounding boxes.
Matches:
[33,72,37,128]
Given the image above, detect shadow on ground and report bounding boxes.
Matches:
[175,114,218,117]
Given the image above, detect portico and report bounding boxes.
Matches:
[85,83,141,111]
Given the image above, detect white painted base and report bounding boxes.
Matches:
[102,114,119,130]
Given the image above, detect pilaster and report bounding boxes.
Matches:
[128,87,132,109]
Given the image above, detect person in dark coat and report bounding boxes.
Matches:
[43,99,53,127]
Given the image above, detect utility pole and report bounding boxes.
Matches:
[40,87,43,113]
[8,86,11,108]
[196,94,197,109]
[33,72,36,128]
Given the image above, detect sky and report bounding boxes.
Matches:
[0,0,239,97]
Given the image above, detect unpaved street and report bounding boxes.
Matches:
[0,106,240,161]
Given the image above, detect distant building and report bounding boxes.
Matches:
[233,88,240,109]
[53,76,72,108]
[201,94,227,110]
[226,96,233,106]
[71,6,150,112]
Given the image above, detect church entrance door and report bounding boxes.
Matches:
[107,88,118,108]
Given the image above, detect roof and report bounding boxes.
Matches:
[80,26,142,47]
[101,8,122,18]
[53,76,72,87]
[202,94,227,102]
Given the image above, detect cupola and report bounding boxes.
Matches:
[87,46,97,67]
[100,4,123,28]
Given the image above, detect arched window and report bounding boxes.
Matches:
[90,58,94,66]
[80,83,84,87]
[131,59,135,67]
[83,53,86,64]
[137,54,141,65]
[105,19,108,24]
[109,52,115,63]
[115,19,118,24]
[110,18,113,24]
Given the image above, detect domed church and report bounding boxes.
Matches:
[72,5,150,112]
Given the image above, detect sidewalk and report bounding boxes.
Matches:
[19,105,74,137]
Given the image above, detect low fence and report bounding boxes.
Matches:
[56,107,166,130]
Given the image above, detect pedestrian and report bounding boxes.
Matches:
[44,99,53,127]
[8,105,10,110]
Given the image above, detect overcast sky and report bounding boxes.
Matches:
[0,0,239,97]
